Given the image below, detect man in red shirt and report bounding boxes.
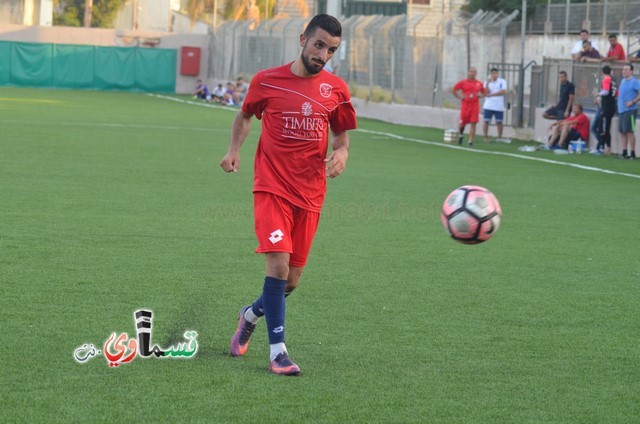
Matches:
[451,67,486,146]
[220,14,357,376]
[547,104,590,149]
[602,34,626,62]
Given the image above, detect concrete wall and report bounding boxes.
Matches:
[352,99,628,154]
[352,98,524,140]
[0,24,211,94]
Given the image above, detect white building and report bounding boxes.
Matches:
[0,0,53,26]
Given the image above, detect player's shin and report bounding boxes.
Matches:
[262,276,288,359]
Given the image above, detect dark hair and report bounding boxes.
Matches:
[580,29,589,35]
[490,67,499,73]
[626,63,634,71]
[304,14,342,38]
[582,40,591,46]
[602,65,611,75]
[609,34,617,39]
[559,71,567,77]
[574,103,583,112]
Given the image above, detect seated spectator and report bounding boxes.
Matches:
[212,83,225,103]
[192,79,211,102]
[542,71,575,120]
[547,104,590,150]
[233,77,248,105]
[578,41,601,62]
[602,34,626,62]
[571,29,599,60]
[222,82,236,105]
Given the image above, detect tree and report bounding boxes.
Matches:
[53,0,126,28]
[184,0,277,29]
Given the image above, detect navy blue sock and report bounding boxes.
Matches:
[262,276,286,344]
[251,289,293,318]
[251,295,264,317]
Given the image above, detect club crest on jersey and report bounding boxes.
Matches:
[302,102,313,116]
[319,83,332,98]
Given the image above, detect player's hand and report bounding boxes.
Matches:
[325,148,348,178]
[220,152,240,173]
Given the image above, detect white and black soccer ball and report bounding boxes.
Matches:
[441,185,502,244]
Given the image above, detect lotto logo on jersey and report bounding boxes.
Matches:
[269,229,284,244]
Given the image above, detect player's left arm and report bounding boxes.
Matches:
[325,131,350,178]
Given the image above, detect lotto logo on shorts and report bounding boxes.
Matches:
[269,229,284,244]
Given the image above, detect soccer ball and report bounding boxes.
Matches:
[440,185,502,244]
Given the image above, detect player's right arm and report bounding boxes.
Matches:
[220,111,253,173]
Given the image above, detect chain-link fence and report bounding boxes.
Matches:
[529,59,637,129]
[529,1,640,35]
[209,13,523,111]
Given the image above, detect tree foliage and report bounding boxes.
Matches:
[53,0,127,28]
[185,0,277,25]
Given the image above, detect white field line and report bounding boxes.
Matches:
[147,93,239,112]
[0,119,218,132]
[149,94,640,180]
[357,128,640,180]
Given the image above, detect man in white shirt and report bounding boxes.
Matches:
[482,68,507,142]
[571,29,599,60]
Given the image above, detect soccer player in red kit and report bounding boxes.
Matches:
[451,67,486,146]
[220,14,357,376]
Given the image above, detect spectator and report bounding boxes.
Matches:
[630,49,640,64]
[602,34,626,62]
[617,63,640,159]
[233,77,248,105]
[591,65,617,155]
[571,29,599,60]
[542,71,575,120]
[450,66,486,146]
[482,68,507,142]
[578,41,601,63]
[547,104,590,150]
[222,82,236,105]
[192,79,211,102]
[212,83,226,103]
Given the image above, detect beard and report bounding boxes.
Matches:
[301,49,325,75]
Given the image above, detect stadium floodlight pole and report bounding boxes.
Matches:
[518,0,527,127]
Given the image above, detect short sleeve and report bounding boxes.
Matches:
[241,72,267,119]
[330,101,357,133]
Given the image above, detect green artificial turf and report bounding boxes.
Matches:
[1,87,639,422]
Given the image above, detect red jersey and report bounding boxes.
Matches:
[566,113,590,140]
[242,63,357,212]
[606,43,626,61]
[453,78,486,104]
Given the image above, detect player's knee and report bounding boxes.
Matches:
[266,254,290,280]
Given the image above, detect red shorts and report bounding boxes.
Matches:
[460,102,480,125]
[254,192,320,267]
